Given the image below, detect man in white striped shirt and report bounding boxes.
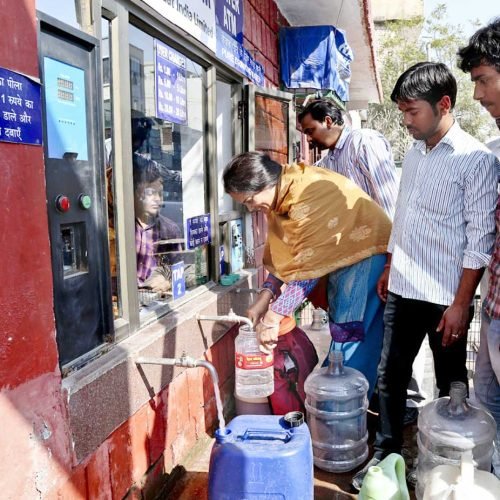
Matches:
[352,62,498,490]
[298,100,399,219]
[299,100,429,427]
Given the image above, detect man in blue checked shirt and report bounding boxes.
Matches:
[459,18,500,478]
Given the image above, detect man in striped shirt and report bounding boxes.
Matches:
[352,62,498,490]
[299,100,428,426]
[459,18,500,477]
[298,100,399,219]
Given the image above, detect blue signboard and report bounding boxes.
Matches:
[0,67,42,145]
[214,0,263,86]
[186,214,211,249]
[43,58,88,160]
[216,0,243,44]
[171,261,186,300]
[216,29,265,86]
[155,40,187,125]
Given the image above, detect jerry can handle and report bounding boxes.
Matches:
[242,429,291,443]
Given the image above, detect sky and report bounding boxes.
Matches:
[424,0,499,36]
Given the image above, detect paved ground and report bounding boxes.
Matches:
[165,412,419,499]
[166,323,420,499]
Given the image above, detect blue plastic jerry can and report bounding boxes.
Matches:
[208,413,314,500]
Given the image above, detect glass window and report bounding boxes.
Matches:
[101,18,121,320]
[255,95,289,164]
[216,80,235,214]
[128,24,208,319]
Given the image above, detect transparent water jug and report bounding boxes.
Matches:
[423,450,500,500]
[235,325,274,399]
[304,350,369,472]
[416,381,497,499]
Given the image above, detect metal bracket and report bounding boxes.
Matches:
[237,100,247,120]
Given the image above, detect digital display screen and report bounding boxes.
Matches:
[57,77,74,90]
[57,89,74,102]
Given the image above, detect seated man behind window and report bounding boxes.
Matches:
[133,153,182,294]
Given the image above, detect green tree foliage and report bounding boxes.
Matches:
[368,4,497,161]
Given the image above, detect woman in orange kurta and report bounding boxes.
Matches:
[223,152,391,397]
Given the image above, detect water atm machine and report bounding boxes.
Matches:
[38,15,113,367]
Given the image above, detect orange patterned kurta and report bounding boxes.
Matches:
[264,162,392,282]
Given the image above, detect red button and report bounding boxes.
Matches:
[55,195,71,213]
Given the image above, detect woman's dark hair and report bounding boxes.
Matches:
[133,153,161,189]
[390,62,457,108]
[458,18,500,73]
[223,152,282,193]
[297,100,344,126]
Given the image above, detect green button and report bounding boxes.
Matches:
[79,194,91,209]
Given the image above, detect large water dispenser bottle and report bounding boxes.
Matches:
[416,381,497,499]
[235,325,274,399]
[304,350,369,472]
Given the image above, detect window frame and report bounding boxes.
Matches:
[98,0,246,342]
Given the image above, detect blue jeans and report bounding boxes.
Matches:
[473,308,500,477]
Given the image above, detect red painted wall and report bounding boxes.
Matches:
[0,0,288,497]
[0,1,76,497]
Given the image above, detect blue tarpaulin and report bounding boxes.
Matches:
[279,26,353,101]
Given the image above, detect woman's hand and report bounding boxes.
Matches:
[246,290,273,327]
[256,310,283,354]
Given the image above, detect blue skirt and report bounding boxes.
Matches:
[323,254,386,399]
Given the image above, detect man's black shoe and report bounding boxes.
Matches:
[403,407,419,427]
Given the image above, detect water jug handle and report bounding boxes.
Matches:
[242,429,291,443]
[458,450,474,485]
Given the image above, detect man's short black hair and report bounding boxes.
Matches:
[458,18,500,73]
[390,62,457,108]
[133,153,161,189]
[298,100,344,126]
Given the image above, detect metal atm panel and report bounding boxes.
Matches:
[39,16,113,367]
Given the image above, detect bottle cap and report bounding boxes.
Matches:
[284,411,304,428]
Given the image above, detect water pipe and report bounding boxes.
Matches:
[135,354,219,387]
[195,308,253,330]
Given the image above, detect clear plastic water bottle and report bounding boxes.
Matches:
[304,350,369,472]
[235,325,274,399]
[416,381,497,499]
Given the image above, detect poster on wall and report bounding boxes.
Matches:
[186,214,211,249]
[43,57,88,160]
[142,0,216,52]
[0,67,42,145]
[215,0,264,86]
[155,40,188,125]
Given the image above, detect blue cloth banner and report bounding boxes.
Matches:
[187,214,211,249]
[279,26,353,101]
[0,67,42,146]
[155,40,187,125]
